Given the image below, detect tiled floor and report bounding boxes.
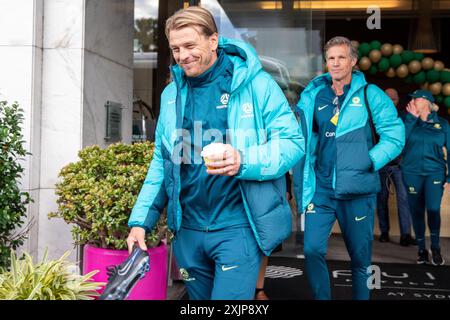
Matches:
[166,232,450,300]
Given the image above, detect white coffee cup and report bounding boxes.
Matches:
[200,143,227,170]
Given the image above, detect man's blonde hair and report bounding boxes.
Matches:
[165,6,218,39]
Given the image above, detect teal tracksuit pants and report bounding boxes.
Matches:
[402,172,445,251]
[304,192,376,300]
[172,226,262,300]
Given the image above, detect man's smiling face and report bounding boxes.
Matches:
[169,26,218,77]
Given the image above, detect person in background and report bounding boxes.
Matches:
[376,88,416,246]
[401,89,450,266]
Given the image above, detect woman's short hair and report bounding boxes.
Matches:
[165,6,218,39]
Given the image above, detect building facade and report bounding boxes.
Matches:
[0,0,134,261]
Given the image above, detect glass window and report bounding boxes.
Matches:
[134,0,159,53]
[201,0,325,107]
[133,0,159,143]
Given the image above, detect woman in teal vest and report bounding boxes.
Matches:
[401,89,450,266]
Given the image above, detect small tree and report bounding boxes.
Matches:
[0,101,33,268]
[49,142,168,250]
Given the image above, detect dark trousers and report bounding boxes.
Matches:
[376,166,412,235]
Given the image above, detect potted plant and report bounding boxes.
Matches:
[49,142,169,300]
[0,100,33,269]
[0,249,103,300]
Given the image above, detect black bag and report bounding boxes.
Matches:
[363,84,402,167]
[363,84,380,145]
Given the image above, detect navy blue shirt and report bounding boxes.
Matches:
[179,49,249,231]
[313,82,350,193]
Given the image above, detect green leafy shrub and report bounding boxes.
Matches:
[0,249,103,300]
[0,101,33,268]
[49,142,168,250]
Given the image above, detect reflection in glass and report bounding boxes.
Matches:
[134,0,159,52]
[133,0,158,143]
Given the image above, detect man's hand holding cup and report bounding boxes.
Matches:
[201,143,241,177]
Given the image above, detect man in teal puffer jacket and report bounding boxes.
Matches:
[126,6,304,300]
[293,36,405,300]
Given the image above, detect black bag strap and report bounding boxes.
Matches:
[364,84,379,145]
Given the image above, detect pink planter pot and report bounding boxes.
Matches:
[83,243,168,300]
